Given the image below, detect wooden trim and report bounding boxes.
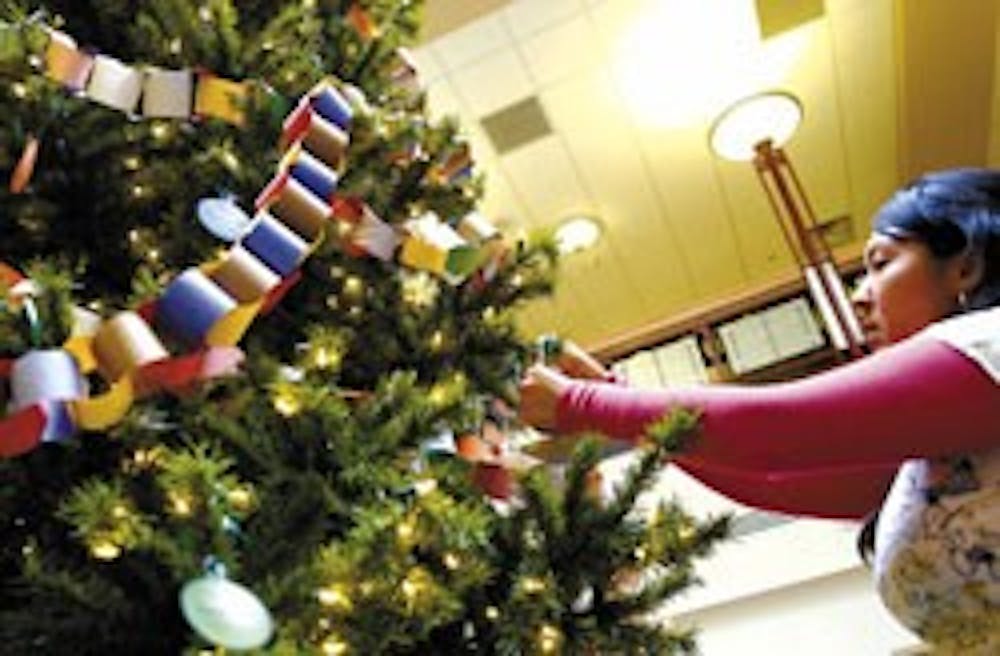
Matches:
[588,243,865,362]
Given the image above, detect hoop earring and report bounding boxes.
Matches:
[958,290,969,311]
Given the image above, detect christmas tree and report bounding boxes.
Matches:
[0,1,728,653]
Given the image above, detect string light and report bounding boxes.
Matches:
[131,184,146,198]
[147,248,160,263]
[521,576,546,594]
[168,38,183,54]
[443,552,461,571]
[413,478,437,496]
[12,82,27,98]
[537,624,563,654]
[427,384,447,407]
[227,486,253,512]
[90,539,122,561]
[150,122,170,140]
[342,276,364,299]
[320,635,349,656]
[396,515,417,544]
[272,384,302,417]
[311,346,341,370]
[316,584,354,613]
[111,504,130,519]
[168,490,194,517]
[485,606,500,621]
[400,567,429,603]
[428,330,445,351]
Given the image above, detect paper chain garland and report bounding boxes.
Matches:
[0,74,509,464]
[4,15,420,126]
[0,81,358,458]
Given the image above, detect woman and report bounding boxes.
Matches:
[519,168,1000,652]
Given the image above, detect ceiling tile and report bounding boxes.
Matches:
[539,71,696,313]
[408,46,445,84]
[517,15,603,88]
[828,0,901,236]
[638,125,750,298]
[497,134,590,223]
[427,13,512,72]
[502,0,586,40]
[448,48,535,116]
[424,78,464,121]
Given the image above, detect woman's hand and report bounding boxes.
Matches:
[556,341,613,381]
[518,364,571,431]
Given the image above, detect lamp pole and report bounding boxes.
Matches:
[751,138,865,358]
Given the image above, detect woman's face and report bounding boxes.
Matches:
[851,232,963,349]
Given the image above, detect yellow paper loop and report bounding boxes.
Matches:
[70,376,135,431]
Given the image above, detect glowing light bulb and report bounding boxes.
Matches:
[321,635,349,655]
[91,540,122,561]
[317,584,354,612]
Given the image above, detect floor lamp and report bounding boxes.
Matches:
[708,91,865,358]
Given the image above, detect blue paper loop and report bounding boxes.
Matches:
[290,150,339,201]
[312,85,353,130]
[158,269,236,346]
[241,212,310,277]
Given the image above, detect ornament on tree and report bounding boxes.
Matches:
[9,134,39,194]
[387,48,421,100]
[180,560,274,651]
[345,3,379,41]
[196,196,253,242]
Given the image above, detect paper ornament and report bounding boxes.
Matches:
[197,197,252,242]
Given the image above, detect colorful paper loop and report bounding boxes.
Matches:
[195,71,248,126]
[87,54,144,113]
[282,107,350,169]
[309,82,354,131]
[9,349,84,443]
[242,211,311,277]
[207,246,282,304]
[282,145,339,202]
[0,76,361,457]
[330,196,400,261]
[260,173,330,242]
[44,29,93,90]
[400,213,480,279]
[91,311,170,381]
[158,269,240,347]
[143,68,193,118]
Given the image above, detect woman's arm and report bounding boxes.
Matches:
[557,336,1000,470]
[673,457,897,520]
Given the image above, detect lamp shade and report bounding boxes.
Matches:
[709,91,803,161]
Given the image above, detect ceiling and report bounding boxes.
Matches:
[415,0,1000,349]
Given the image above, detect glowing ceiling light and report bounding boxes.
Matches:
[555,216,602,254]
[709,90,803,161]
[612,0,808,128]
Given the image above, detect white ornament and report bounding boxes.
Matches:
[197,197,252,242]
[180,572,274,650]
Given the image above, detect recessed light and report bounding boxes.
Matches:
[555,216,601,254]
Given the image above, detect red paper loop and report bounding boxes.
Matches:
[0,405,47,458]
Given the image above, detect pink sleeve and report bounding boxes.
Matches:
[557,336,1000,470]
[673,457,896,520]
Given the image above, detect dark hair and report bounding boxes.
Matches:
[859,168,1000,565]
[873,167,1000,310]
